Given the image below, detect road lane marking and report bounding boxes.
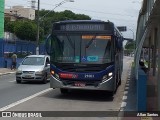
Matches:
[0,88,52,111]
[120,102,127,108]
[122,96,127,100]
[119,70,131,111]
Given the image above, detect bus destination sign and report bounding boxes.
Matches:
[60,24,105,31]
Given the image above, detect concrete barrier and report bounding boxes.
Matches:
[0,57,23,68]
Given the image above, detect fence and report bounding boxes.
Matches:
[0,39,46,68]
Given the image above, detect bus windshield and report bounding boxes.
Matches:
[51,34,113,64]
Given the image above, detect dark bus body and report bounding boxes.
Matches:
[45,20,123,95]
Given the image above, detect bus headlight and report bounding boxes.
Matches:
[102,72,113,81]
[108,72,113,77]
[51,70,60,79]
[51,70,55,75]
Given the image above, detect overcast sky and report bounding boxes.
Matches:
[5,0,142,39]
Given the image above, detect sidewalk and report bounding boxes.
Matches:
[0,68,16,76]
[121,67,160,120]
[120,67,138,120]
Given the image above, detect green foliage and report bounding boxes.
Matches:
[4,10,91,42]
[4,18,15,33]
[38,10,91,39]
[124,41,135,56]
[125,41,135,50]
[14,20,38,41]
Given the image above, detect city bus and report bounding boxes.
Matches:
[45,20,123,95]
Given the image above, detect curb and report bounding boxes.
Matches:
[0,72,16,76]
[117,69,132,120]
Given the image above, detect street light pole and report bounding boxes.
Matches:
[36,0,40,55]
[128,28,135,52]
[36,0,74,55]
[128,28,134,41]
[39,0,74,21]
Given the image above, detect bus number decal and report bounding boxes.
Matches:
[85,74,94,78]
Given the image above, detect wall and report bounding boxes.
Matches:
[0,0,4,38]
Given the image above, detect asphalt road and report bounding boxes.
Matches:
[0,74,50,108]
[0,56,133,120]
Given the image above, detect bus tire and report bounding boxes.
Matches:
[60,88,68,94]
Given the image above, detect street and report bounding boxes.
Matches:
[0,74,49,108]
[0,56,133,120]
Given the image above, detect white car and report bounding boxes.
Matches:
[16,55,50,84]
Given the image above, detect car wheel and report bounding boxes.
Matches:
[16,79,21,84]
[42,74,47,84]
[60,88,68,94]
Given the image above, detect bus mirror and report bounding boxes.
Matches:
[45,34,51,55]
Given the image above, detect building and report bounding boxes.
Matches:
[0,0,4,38]
[5,6,35,21]
[135,0,160,111]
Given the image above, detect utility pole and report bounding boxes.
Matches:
[36,0,40,55]
[36,0,74,55]
[128,28,135,52]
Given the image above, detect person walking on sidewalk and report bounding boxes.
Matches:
[11,52,17,70]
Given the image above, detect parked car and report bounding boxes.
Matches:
[16,55,50,84]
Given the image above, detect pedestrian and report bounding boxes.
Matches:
[11,52,17,70]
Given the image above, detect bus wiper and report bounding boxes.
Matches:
[85,35,97,48]
[66,34,75,50]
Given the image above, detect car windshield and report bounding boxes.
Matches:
[50,34,113,64]
[22,57,45,65]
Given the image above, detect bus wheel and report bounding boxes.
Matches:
[60,88,68,94]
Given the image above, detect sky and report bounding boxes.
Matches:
[5,0,143,40]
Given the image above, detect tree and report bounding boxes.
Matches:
[14,20,43,41]
[4,10,91,42]
[4,18,15,33]
[124,41,135,55]
[38,10,91,38]
[125,41,135,50]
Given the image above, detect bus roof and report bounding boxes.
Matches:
[55,20,114,25]
[52,20,122,36]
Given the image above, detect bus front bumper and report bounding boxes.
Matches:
[50,76,115,91]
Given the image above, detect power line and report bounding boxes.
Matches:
[38,3,136,18]
[4,0,139,24]
[5,0,137,18]
[55,6,136,18]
